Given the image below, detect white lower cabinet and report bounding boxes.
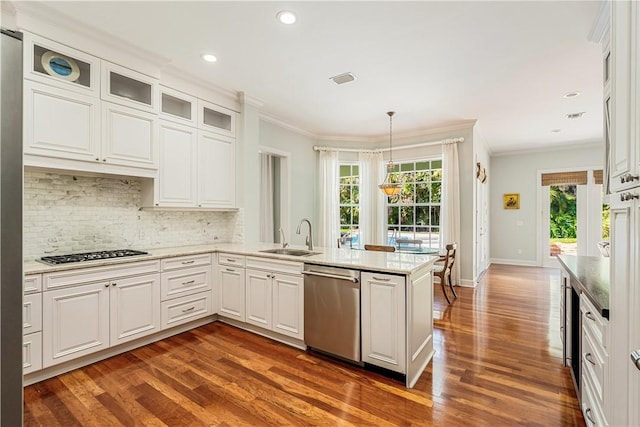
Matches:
[23,278,43,374]
[361,272,406,374]
[160,254,213,330]
[245,257,304,340]
[109,274,161,345]
[43,281,110,367]
[217,253,246,321]
[245,269,272,329]
[41,263,161,368]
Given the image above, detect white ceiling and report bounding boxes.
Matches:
[20,1,604,153]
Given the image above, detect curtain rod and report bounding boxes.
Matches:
[312,137,464,153]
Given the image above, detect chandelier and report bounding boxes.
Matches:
[378,111,401,196]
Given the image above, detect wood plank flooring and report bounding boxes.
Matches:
[24,264,584,426]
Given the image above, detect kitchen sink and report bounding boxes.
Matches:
[259,248,321,257]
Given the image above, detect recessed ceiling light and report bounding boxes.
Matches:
[563,91,581,99]
[201,53,217,63]
[566,112,586,119]
[551,129,562,133]
[276,10,297,25]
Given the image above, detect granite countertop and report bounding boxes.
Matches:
[557,254,609,319]
[24,242,438,276]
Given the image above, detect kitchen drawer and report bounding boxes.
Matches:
[161,253,211,271]
[23,293,42,335]
[580,294,607,349]
[161,265,211,301]
[24,274,42,294]
[582,369,607,427]
[245,256,303,275]
[218,253,245,268]
[161,291,212,330]
[43,260,160,290]
[582,325,606,406]
[23,332,42,374]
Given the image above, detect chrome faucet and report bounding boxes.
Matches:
[296,218,314,251]
[279,227,289,248]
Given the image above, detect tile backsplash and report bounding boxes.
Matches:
[24,170,244,260]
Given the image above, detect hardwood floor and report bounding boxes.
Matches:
[24,264,584,426]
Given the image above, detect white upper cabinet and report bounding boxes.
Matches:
[101,61,159,113]
[101,102,157,169]
[198,131,236,208]
[160,86,197,126]
[198,99,236,138]
[24,80,100,162]
[154,120,198,207]
[24,33,100,96]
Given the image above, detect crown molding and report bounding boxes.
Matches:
[239,92,265,108]
[491,139,602,157]
[588,0,610,44]
[317,119,477,145]
[257,112,317,139]
[161,64,240,111]
[13,1,171,74]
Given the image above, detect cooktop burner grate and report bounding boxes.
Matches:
[39,249,149,265]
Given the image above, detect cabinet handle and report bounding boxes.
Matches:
[111,282,117,287]
[226,259,236,262]
[620,173,639,183]
[631,350,640,371]
[181,260,195,265]
[226,268,235,272]
[181,280,195,285]
[585,311,596,321]
[104,283,110,288]
[585,408,595,425]
[182,306,195,313]
[372,276,390,281]
[621,192,639,201]
[584,352,596,365]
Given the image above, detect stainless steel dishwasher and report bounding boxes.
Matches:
[303,264,361,363]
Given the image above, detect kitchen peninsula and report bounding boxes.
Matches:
[23,243,438,389]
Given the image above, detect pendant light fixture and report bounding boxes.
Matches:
[379,111,402,196]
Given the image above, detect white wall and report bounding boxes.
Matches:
[258,119,317,246]
[473,126,491,280]
[490,144,603,265]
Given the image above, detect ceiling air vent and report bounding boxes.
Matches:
[330,72,356,85]
[566,112,586,119]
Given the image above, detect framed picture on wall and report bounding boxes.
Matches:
[503,193,520,209]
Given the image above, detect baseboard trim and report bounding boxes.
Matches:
[490,258,539,267]
[458,279,476,288]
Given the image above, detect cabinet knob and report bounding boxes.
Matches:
[584,311,596,321]
[103,158,107,162]
[111,283,117,287]
[95,157,100,161]
[104,283,109,288]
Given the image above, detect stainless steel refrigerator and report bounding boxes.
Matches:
[1,28,24,425]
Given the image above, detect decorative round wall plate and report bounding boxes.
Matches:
[41,51,80,82]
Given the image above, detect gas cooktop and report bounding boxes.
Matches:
[39,249,149,265]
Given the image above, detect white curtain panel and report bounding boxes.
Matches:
[259,153,275,243]
[358,151,387,246]
[317,150,340,248]
[441,141,461,285]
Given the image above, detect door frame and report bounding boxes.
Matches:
[258,145,291,243]
[536,165,603,267]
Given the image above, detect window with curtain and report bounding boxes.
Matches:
[386,159,442,249]
[339,163,360,247]
[337,158,443,250]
